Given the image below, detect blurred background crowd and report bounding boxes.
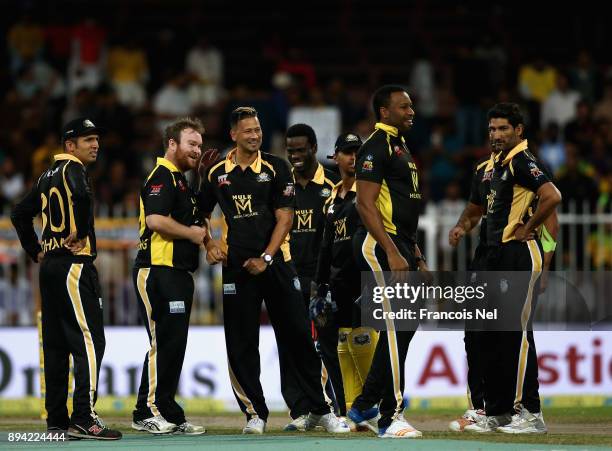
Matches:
[1,1,611,325]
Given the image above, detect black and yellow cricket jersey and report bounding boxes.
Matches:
[11,153,96,260]
[486,140,551,246]
[468,153,496,245]
[199,149,295,262]
[315,180,359,286]
[290,163,339,278]
[355,122,422,242]
[134,157,201,272]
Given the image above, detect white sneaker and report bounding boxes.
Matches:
[132,415,177,434]
[341,416,358,432]
[497,408,547,434]
[306,412,350,433]
[449,408,486,431]
[347,407,380,433]
[242,418,266,434]
[175,421,205,435]
[464,413,512,433]
[283,414,308,432]
[378,418,422,438]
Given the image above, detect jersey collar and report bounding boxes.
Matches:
[331,179,356,196]
[501,140,528,166]
[54,153,84,166]
[375,122,399,137]
[156,157,180,172]
[292,162,326,185]
[225,148,262,174]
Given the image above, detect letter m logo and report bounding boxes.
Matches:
[297,210,312,229]
[235,198,252,214]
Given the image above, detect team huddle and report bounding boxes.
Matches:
[10,84,561,440]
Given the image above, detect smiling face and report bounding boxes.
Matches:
[169,128,203,172]
[381,91,415,132]
[231,116,262,154]
[66,134,99,166]
[286,135,317,174]
[488,117,523,154]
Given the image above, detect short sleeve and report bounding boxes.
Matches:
[512,154,551,193]
[272,158,295,210]
[469,167,483,205]
[198,167,218,214]
[356,141,388,184]
[143,167,175,216]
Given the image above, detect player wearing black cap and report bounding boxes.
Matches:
[11,118,121,440]
[312,133,379,425]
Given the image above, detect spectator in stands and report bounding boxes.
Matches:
[0,263,33,326]
[594,79,612,123]
[569,50,600,106]
[14,57,65,103]
[31,131,62,178]
[0,156,25,208]
[518,57,557,129]
[153,72,193,131]
[452,45,489,147]
[43,13,72,73]
[276,47,317,90]
[564,100,596,155]
[541,72,580,137]
[538,123,565,175]
[67,17,107,96]
[555,143,599,213]
[591,135,612,181]
[63,87,98,125]
[587,171,612,269]
[7,13,44,73]
[186,36,224,108]
[106,36,149,110]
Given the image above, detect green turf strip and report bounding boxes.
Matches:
[1,434,612,451]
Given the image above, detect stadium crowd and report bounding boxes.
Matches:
[1,3,612,328]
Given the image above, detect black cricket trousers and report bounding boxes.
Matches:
[39,257,105,429]
[133,266,194,425]
[351,229,417,429]
[483,240,543,415]
[222,256,330,421]
[464,244,490,411]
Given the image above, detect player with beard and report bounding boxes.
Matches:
[132,118,209,435]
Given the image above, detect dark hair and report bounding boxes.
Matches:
[487,103,525,128]
[230,106,258,128]
[163,117,204,149]
[286,123,317,147]
[372,84,409,121]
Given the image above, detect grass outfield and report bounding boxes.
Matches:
[1,407,611,447]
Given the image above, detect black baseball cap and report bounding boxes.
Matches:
[327,132,363,159]
[62,117,104,142]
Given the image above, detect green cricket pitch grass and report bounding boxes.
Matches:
[1,407,611,449]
